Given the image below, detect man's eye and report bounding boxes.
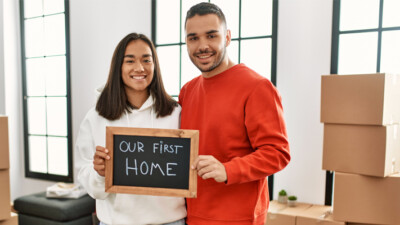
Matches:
[189,37,198,41]
[208,34,216,39]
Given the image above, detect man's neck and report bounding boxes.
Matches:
[202,59,236,78]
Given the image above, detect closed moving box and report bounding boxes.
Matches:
[0,213,18,225]
[297,205,345,225]
[266,201,312,225]
[321,73,400,125]
[0,170,10,221]
[333,172,400,225]
[0,116,9,169]
[323,124,400,177]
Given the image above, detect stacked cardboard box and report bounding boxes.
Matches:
[0,116,17,225]
[320,73,400,225]
[266,201,346,225]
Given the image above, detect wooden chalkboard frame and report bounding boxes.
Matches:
[105,127,198,198]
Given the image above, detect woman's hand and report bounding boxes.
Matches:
[93,146,110,177]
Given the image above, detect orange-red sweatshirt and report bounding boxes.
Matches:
[179,64,291,225]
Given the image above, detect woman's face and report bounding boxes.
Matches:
[121,40,154,95]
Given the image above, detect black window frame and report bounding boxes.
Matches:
[19,0,73,182]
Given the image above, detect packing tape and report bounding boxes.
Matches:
[392,158,396,174]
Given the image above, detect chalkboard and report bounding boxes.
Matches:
[105,127,198,198]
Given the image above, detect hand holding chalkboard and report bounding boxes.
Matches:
[105,127,199,198]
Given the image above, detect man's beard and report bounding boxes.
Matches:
[192,47,227,73]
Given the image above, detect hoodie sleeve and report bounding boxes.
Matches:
[75,110,110,200]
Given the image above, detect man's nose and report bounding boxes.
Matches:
[198,38,210,51]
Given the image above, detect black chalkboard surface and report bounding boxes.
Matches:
[105,127,198,198]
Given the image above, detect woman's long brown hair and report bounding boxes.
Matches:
[96,33,177,120]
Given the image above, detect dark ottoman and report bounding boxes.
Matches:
[14,192,95,225]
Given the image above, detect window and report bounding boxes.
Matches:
[152,0,278,199]
[327,0,400,204]
[20,0,72,182]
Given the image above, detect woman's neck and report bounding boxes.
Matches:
[126,89,149,109]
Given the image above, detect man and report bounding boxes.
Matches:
[179,2,291,225]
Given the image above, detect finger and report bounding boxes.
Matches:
[191,157,201,170]
[93,164,105,171]
[94,150,110,160]
[201,170,217,180]
[197,165,214,177]
[93,157,105,165]
[96,146,109,153]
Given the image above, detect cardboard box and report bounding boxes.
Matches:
[297,205,345,225]
[0,170,10,220]
[0,213,18,225]
[333,172,400,225]
[323,123,400,177]
[321,73,400,125]
[266,201,312,225]
[0,116,9,169]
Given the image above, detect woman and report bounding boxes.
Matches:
[76,33,186,225]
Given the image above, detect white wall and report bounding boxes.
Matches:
[0,1,5,114]
[274,0,333,205]
[4,0,151,201]
[3,0,333,204]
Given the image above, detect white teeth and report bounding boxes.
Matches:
[131,75,145,80]
[198,55,210,59]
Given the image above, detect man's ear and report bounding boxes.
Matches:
[225,29,231,47]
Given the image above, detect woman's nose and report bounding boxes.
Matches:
[133,63,144,72]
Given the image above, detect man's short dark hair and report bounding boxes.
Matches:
[185,2,227,30]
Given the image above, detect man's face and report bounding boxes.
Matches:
[185,14,230,77]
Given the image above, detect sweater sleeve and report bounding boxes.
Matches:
[223,80,291,185]
[75,113,110,200]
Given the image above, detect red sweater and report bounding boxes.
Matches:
[179,64,291,225]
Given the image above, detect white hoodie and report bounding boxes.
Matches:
[75,96,186,225]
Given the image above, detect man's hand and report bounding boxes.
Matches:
[93,146,110,177]
[192,155,227,183]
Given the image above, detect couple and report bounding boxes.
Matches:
[76,2,290,225]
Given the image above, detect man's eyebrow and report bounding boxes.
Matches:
[187,30,219,38]
[206,30,219,34]
[142,54,152,58]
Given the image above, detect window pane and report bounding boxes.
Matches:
[382,0,400,28]
[340,0,380,31]
[29,135,47,173]
[241,38,271,79]
[228,40,239,65]
[182,0,205,41]
[211,0,240,39]
[181,44,200,87]
[156,0,180,44]
[47,97,67,136]
[24,0,43,18]
[381,30,400,73]
[241,0,273,37]
[44,14,66,56]
[44,0,64,15]
[338,32,378,74]
[48,137,68,176]
[26,58,45,96]
[157,46,180,96]
[45,56,67,96]
[24,17,45,58]
[27,97,47,135]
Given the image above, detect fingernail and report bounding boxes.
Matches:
[105,149,108,153]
